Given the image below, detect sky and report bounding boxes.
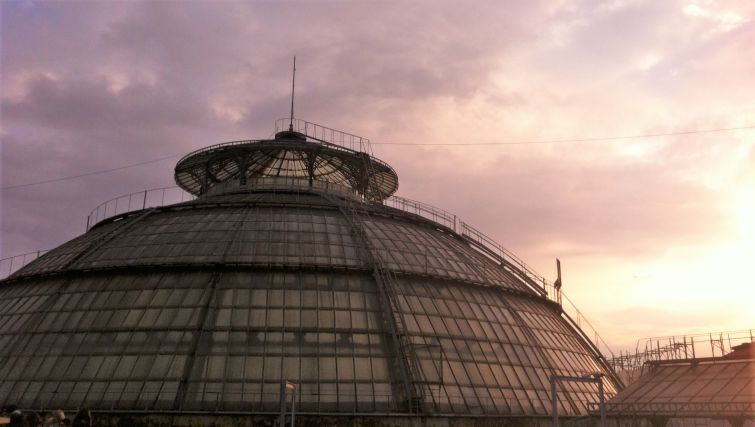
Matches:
[1,0,754,351]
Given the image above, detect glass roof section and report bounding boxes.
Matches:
[0,269,619,414]
[605,355,755,417]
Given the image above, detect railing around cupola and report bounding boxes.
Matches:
[275,118,372,154]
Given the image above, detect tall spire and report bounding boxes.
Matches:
[289,56,296,131]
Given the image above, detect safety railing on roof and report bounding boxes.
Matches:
[84,179,362,231]
[0,250,50,280]
[632,329,755,360]
[276,118,372,154]
[560,293,617,363]
[381,195,618,363]
[383,196,550,293]
[86,186,196,230]
[608,329,755,383]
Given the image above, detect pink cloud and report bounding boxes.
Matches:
[3,0,754,342]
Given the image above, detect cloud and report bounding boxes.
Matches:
[1,0,546,256]
[3,74,210,132]
[683,3,747,33]
[683,4,707,17]
[2,0,755,343]
[390,142,730,261]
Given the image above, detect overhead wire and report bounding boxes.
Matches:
[1,153,182,190]
[2,124,753,190]
[371,124,755,145]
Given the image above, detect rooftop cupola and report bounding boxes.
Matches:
[174,118,399,201]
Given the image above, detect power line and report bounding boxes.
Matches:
[1,154,182,190]
[3,124,753,190]
[371,124,755,145]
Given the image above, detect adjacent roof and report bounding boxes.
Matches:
[605,346,755,418]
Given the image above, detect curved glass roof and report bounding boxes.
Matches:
[0,191,620,416]
[14,193,532,294]
[0,121,621,419]
[0,272,617,415]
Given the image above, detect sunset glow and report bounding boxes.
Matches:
[2,0,754,350]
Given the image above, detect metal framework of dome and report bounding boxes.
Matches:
[175,119,398,202]
[0,118,623,425]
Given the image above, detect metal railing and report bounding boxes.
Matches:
[383,196,548,293]
[177,119,371,172]
[86,186,195,230]
[174,119,393,198]
[276,118,372,154]
[634,329,754,359]
[382,196,458,230]
[381,195,617,363]
[0,250,50,280]
[86,179,365,231]
[608,329,755,383]
[559,293,617,363]
[176,136,381,171]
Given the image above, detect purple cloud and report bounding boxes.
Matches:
[3,0,754,343]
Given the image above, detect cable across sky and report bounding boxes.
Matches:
[2,124,753,190]
[2,154,183,190]
[371,124,755,145]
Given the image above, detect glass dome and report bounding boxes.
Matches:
[0,120,621,422]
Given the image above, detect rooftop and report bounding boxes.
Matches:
[605,343,755,418]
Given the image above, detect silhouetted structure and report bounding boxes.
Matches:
[605,342,754,427]
[609,330,755,384]
[0,119,622,425]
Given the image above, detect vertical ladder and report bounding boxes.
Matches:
[321,191,425,412]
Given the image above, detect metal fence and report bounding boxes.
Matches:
[0,250,50,280]
[86,187,196,230]
[275,118,372,154]
[608,329,755,381]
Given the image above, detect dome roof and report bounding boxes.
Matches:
[0,120,621,421]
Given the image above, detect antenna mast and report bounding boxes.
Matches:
[289,56,296,131]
